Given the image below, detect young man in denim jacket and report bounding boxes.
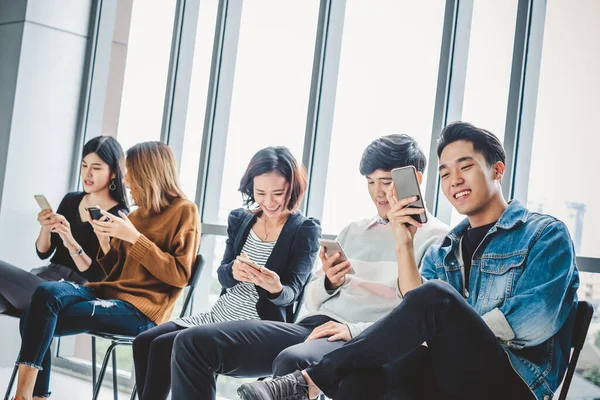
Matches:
[238,122,579,400]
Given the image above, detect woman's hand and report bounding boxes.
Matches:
[234,254,283,295]
[90,210,141,244]
[48,214,79,253]
[37,209,57,232]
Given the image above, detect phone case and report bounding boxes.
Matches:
[391,166,428,224]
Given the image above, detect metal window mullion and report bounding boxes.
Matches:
[194,0,243,219]
[503,0,546,202]
[161,0,202,168]
[69,0,118,191]
[191,0,243,315]
[426,0,474,224]
[302,0,346,222]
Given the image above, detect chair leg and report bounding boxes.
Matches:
[92,336,97,387]
[3,364,18,400]
[92,341,119,400]
[129,383,137,400]
[112,347,118,400]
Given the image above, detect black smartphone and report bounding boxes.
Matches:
[391,166,428,224]
[86,206,109,221]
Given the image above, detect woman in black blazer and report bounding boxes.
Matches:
[132,147,320,400]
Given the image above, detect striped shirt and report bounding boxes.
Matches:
[174,229,276,327]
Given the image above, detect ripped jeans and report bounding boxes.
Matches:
[18,281,155,398]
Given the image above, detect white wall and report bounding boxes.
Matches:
[0,0,92,366]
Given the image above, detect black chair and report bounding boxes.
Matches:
[2,254,205,400]
[93,254,205,400]
[558,300,594,400]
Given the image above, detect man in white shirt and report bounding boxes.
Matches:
[171,134,449,400]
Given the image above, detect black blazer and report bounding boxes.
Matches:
[217,208,321,322]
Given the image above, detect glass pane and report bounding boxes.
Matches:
[179,0,219,199]
[102,0,178,151]
[565,272,600,398]
[450,0,518,228]
[207,0,321,224]
[320,0,446,234]
[526,0,600,259]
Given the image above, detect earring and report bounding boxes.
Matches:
[109,179,116,191]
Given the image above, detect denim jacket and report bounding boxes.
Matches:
[421,200,579,400]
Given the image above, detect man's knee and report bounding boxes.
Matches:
[132,329,154,356]
[402,280,463,313]
[272,346,306,377]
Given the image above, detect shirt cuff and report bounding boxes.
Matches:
[129,234,152,262]
[481,307,515,342]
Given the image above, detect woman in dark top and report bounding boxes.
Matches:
[0,136,128,315]
[131,146,321,400]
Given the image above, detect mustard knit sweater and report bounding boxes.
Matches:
[85,198,201,324]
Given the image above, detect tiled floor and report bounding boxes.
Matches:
[0,366,131,400]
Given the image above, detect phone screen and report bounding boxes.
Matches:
[391,166,428,224]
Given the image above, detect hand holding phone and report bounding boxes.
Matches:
[34,195,52,211]
[319,238,355,291]
[391,166,428,224]
[86,206,110,222]
[237,255,262,271]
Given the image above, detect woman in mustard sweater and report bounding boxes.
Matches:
[12,142,200,400]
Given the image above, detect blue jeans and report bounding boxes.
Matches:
[18,281,156,398]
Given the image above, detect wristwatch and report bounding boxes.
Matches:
[70,247,84,257]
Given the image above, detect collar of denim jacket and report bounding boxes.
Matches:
[445,199,528,244]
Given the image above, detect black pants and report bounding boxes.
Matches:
[307,281,535,400]
[0,259,87,314]
[132,322,186,400]
[170,315,339,400]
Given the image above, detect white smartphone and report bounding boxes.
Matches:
[391,166,428,224]
[319,238,355,274]
[34,195,52,211]
[237,255,262,271]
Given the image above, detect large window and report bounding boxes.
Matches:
[526,0,600,395]
[207,0,321,224]
[320,0,446,234]
[450,0,518,227]
[103,0,178,150]
[179,0,219,199]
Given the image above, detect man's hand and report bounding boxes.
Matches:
[386,183,423,248]
[306,321,351,342]
[319,247,352,290]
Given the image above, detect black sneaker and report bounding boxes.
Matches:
[237,371,311,400]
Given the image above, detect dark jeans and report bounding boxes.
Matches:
[0,259,87,314]
[307,280,535,400]
[18,281,155,398]
[170,315,338,400]
[132,322,185,400]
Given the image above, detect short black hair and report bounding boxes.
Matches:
[359,134,427,176]
[239,146,307,211]
[437,121,505,166]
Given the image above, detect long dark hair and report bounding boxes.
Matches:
[82,136,128,209]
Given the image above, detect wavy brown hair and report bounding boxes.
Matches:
[126,141,185,215]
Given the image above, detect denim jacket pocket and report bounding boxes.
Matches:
[479,253,526,307]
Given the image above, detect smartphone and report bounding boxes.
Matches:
[391,166,428,224]
[34,195,52,211]
[319,238,355,274]
[86,206,109,221]
[237,255,262,271]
